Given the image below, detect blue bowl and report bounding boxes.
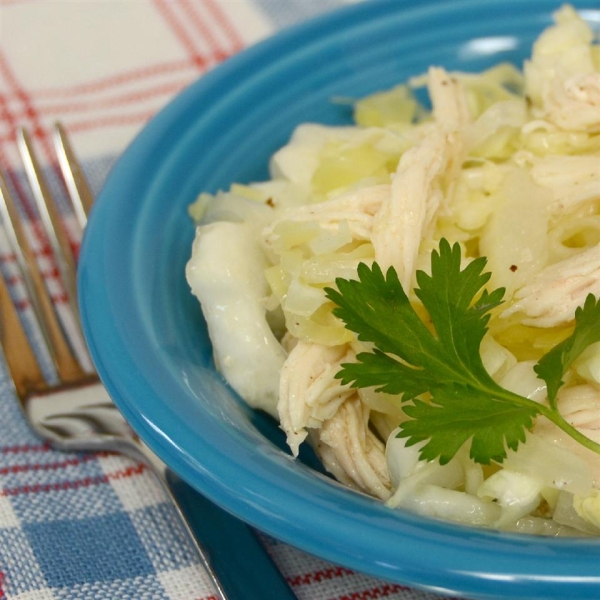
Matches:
[79,1,600,598]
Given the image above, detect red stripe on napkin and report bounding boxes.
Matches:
[288,565,355,587]
[66,110,159,136]
[1,462,147,497]
[15,59,200,100]
[0,52,52,158]
[204,0,244,52]
[0,454,98,476]
[336,585,414,600]
[0,53,67,297]
[0,442,52,454]
[180,0,230,61]
[2,257,59,282]
[0,0,248,156]
[1,475,111,497]
[7,80,192,120]
[153,0,209,68]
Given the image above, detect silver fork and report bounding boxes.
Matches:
[0,124,296,600]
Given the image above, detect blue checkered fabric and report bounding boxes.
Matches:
[0,308,218,599]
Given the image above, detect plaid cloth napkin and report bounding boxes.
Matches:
[0,1,459,599]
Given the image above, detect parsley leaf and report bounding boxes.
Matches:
[325,241,504,400]
[401,385,537,465]
[414,239,505,387]
[534,294,600,408]
[325,239,600,466]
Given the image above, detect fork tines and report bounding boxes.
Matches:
[0,125,93,387]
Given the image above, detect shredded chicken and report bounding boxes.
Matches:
[524,5,599,132]
[428,66,471,129]
[278,341,355,456]
[535,385,600,485]
[503,244,600,327]
[314,395,391,500]
[371,127,453,288]
[371,68,469,288]
[262,184,389,249]
[558,385,600,431]
[525,154,600,215]
[543,72,600,132]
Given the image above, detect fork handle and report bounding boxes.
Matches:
[125,441,297,600]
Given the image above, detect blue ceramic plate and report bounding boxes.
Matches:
[79,1,600,598]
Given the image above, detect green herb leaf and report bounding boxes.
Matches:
[401,385,538,465]
[415,239,505,386]
[325,239,600,466]
[335,349,433,398]
[534,294,600,408]
[325,241,504,398]
[325,261,436,371]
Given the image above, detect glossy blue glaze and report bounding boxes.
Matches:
[79,1,600,598]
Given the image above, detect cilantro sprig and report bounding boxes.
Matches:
[324,239,600,465]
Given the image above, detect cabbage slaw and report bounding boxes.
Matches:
[187,5,600,535]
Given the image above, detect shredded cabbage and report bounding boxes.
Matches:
[187,5,600,534]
